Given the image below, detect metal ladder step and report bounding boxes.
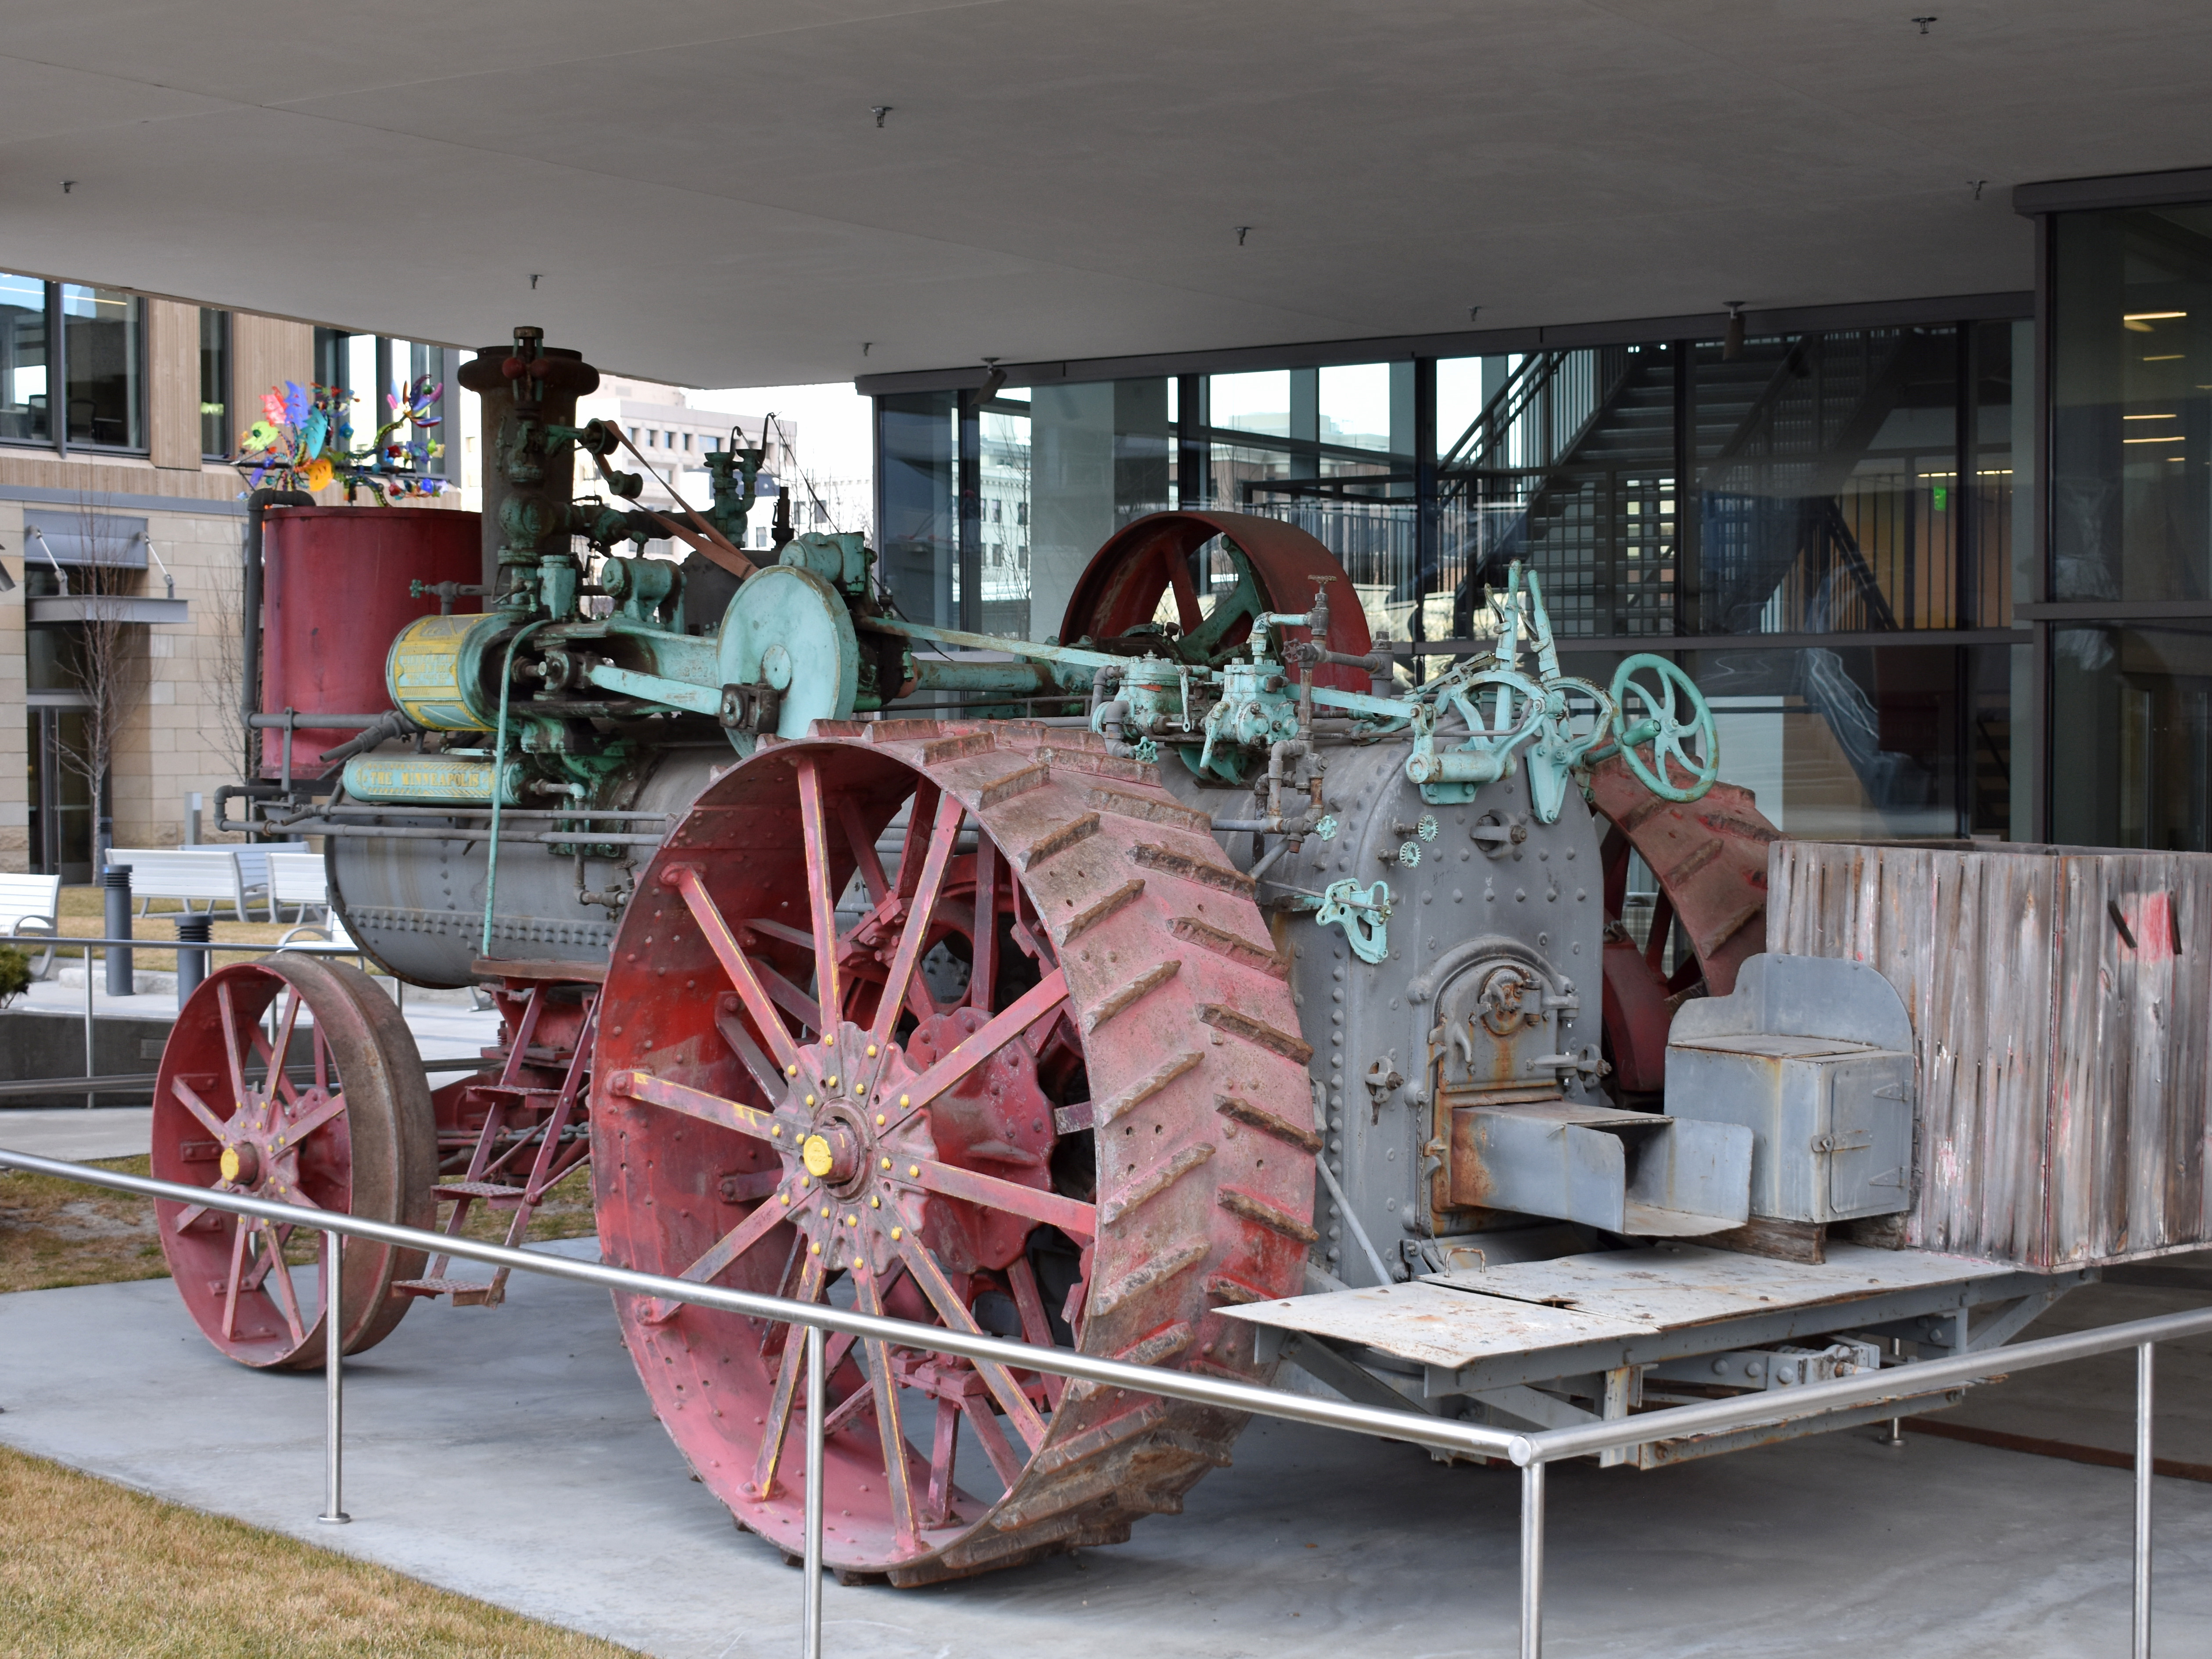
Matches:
[434,1181,532,1205]
[392,1277,502,1306]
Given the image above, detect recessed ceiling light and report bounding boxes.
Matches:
[2144,354,2184,362]
[2125,310,2187,332]
[2122,434,2186,443]
[2123,412,2177,420]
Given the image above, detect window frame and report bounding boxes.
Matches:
[0,276,150,459]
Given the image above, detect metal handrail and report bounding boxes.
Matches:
[0,1146,2191,1659]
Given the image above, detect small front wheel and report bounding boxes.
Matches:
[151,957,436,1369]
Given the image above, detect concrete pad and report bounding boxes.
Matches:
[0,1107,152,1162]
[2,1251,2208,1657]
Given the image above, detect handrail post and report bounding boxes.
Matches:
[1520,1459,1545,1659]
[83,943,96,1110]
[319,1228,350,1525]
[803,1322,825,1659]
[2133,1341,2152,1658]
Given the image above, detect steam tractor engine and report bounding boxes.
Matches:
[159,328,2169,1588]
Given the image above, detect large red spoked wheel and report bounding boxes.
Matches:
[1585,757,1782,1100]
[594,720,1319,1584]
[1058,510,1374,694]
[151,957,436,1368]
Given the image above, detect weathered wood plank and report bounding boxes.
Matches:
[1767,839,2212,1271]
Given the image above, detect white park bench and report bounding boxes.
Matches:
[0,872,62,976]
[268,850,330,925]
[107,847,269,923]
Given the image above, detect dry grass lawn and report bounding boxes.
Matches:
[0,1442,641,1657]
[50,883,312,974]
[1,1155,598,1297]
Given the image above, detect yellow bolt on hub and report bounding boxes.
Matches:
[803,1135,835,1178]
[219,1147,242,1183]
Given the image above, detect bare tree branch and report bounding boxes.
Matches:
[51,495,151,866]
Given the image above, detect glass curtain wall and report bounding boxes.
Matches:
[874,313,2029,842]
[2048,202,2212,849]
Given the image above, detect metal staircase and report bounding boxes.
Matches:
[1440,333,1919,640]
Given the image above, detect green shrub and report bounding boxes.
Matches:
[0,942,32,1005]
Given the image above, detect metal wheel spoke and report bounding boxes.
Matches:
[169,1187,235,1234]
[795,758,844,1031]
[958,1393,1027,1489]
[871,790,966,1049]
[1006,1256,1066,1410]
[611,1070,800,1142]
[170,1077,232,1140]
[263,988,305,1105]
[1645,889,1675,975]
[673,865,804,1075]
[753,956,823,1036]
[279,1089,348,1146]
[1166,547,1204,635]
[836,792,891,905]
[852,1261,921,1544]
[673,1189,791,1289]
[820,1378,876,1438]
[258,1222,307,1345]
[892,782,943,899]
[215,982,250,1111]
[969,833,998,1009]
[896,1239,1049,1452]
[218,1220,248,1340]
[742,916,815,952]
[924,1396,960,1523]
[313,1021,330,1095]
[240,1220,296,1292]
[751,1254,825,1498]
[713,1008,786,1100]
[881,970,1068,1135]
[911,1157,1096,1240]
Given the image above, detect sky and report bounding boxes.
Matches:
[691,381,873,486]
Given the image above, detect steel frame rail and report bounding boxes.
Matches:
[0,1147,2197,1659]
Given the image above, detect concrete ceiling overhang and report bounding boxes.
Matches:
[1,1,2207,387]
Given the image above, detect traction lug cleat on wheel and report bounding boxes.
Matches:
[593,723,1318,1584]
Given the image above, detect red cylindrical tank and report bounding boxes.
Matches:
[259,506,483,778]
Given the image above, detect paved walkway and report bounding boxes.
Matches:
[0,1108,154,1162]
[0,1257,2205,1658]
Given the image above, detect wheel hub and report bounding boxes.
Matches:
[772,1023,926,1275]
[215,1095,306,1198]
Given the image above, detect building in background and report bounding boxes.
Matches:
[570,377,795,550]
[870,177,2211,858]
[0,288,473,878]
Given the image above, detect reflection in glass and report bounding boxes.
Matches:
[1687,646,1975,839]
[978,407,1032,637]
[1445,345,1678,639]
[2051,206,2212,604]
[879,392,957,626]
[1,273,49,444]
[199,308,229,459]
[61,284,143,449]
[2051,624,2212,850]
[1698,328,1960,634]
[1029,381,1168,642]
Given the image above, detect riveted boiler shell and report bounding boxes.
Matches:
[327,746,727,988]
[1156,741,1606,1278]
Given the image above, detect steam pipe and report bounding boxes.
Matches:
[240,488,315,784]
